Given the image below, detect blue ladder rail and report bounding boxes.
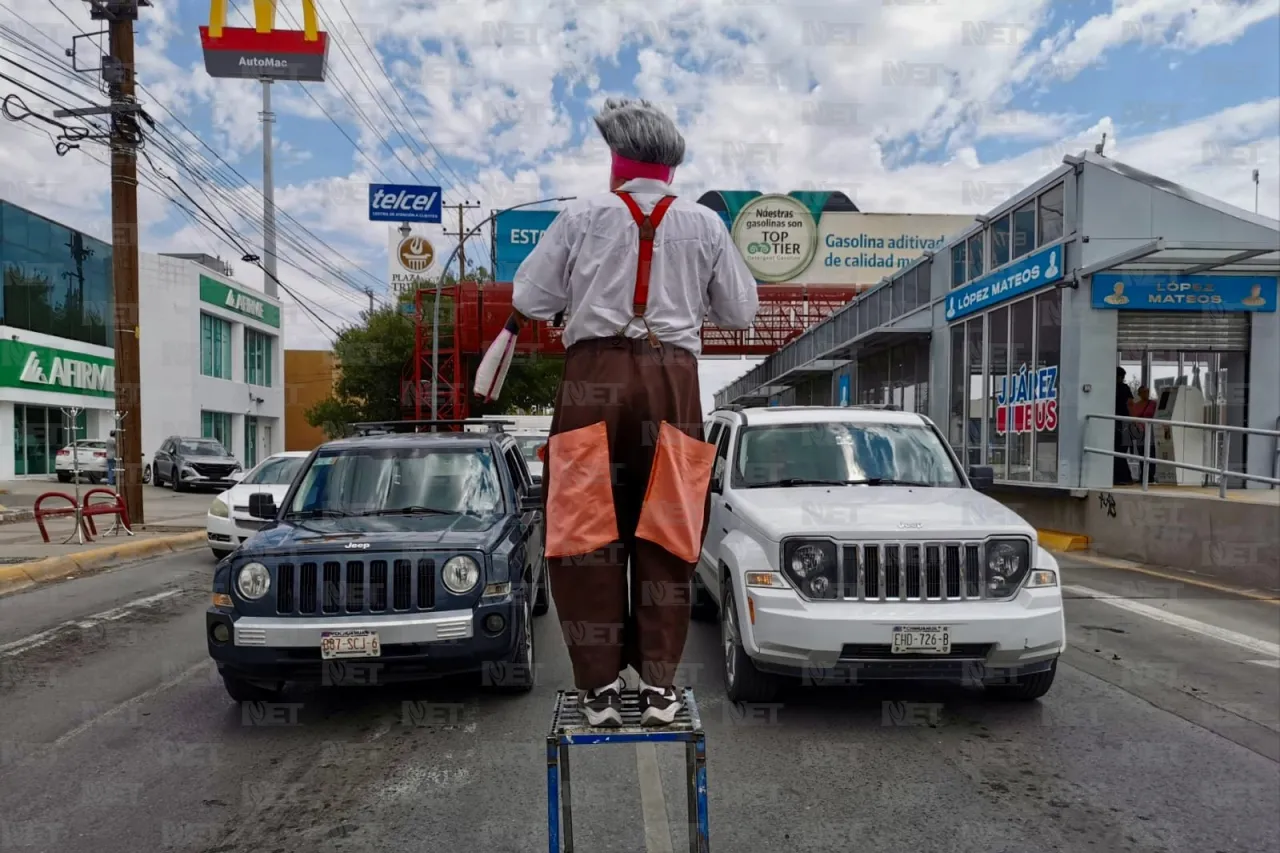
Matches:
[546,687,709,852]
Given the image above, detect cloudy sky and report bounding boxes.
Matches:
[1,0,1278,412]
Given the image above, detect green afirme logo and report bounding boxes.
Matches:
[0,340,114,397]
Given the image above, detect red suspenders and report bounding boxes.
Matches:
[615,191,677,327]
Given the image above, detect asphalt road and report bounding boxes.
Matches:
[1,552,1277,853]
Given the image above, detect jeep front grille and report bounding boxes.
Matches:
[839,543,984,601]
[275,558,436,614]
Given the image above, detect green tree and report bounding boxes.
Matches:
[304,305,416,438]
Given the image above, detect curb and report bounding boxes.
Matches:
[0,531,207,597]
[1037,528,1091,552]
[0,509,36,526]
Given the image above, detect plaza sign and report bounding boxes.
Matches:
[200,0,329,82]
[0,340,114,398]
[199,275,282,328]
[945,243,1064,323]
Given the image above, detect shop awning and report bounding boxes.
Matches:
[1077,239,1280,278]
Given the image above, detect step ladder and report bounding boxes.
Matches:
[546,687,709,852]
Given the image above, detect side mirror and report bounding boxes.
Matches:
[248,492,277,519]
[968,465,995,491]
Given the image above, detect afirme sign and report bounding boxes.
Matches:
[199,275,282,328]
[199,0,329,82]
[368,184,442,223]
[0,340,114,398]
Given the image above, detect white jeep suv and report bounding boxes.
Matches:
[693,405,1065,703]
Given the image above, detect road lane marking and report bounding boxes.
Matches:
[53,659,212,748]
[1065,584,1280,659]
[0,588,184,657]
[636,743,675,853]
[1060,552,1280,605]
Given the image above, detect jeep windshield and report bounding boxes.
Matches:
[732,421,963,489]
[286,446,505,519]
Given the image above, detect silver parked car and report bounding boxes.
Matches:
[55,440,108,483]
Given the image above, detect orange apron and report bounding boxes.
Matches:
[544,193,715,562]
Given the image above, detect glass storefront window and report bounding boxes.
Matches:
[1034,290,1062,483]
[1037,184,1064,247]
[1012,200,1035,260]
[951,242,966,288]
[965,316,984,466]
[12,405,88,475]
[990,214,1011,269]
[1006,298,1036,481]
[245,329,273,387]
[966,232,984,281]
[986,307,1009,477]
[201,410,233,452]
[1,201,113,346]
[200,313,232,379]
[949,324,965,448]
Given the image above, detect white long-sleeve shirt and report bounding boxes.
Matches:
[511,178,759,356]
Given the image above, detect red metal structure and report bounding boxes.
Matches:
[408,283,860,421]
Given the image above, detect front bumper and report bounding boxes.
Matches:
[207,514,269,552]
[180,469,238,489]
[739,585,1065,683]
[206,601,522,683]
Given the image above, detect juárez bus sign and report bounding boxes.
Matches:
[995,364,1057,435]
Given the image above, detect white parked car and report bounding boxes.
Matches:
[510,432,548,483]
[207,451,310,559]
[55,440,109,483]
[694,405,1064,703]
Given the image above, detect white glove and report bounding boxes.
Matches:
[474,314,520,402]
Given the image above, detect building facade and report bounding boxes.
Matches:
[283,349,336,451]
[715,153,1280,492]
[0,199,284,479]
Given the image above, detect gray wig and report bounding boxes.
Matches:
[593,98,685,167]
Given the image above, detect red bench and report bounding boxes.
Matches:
[33,492,92,543]
[81,487,131,537]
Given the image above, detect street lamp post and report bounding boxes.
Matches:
[429,196,576,427]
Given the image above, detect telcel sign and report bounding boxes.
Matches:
[368,184,442,224]
[200,0,329,82]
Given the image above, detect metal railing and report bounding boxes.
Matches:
[1082,414,1280,497]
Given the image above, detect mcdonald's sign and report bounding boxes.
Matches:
[199,0,329,82]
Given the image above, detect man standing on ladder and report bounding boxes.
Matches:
[506,98,759,727]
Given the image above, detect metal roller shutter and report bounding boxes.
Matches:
[1117,313,1251,351]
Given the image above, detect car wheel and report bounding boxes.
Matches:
[172,471,185,492]
[721,571,779,703]
[490,584,536,693]
[987,660,1057,701]
[88,474,101,485]
[57,472,72,483]
[142,465,152,485]
[532,562,550,616]
[221,673,284,703]
[690,573,719,622]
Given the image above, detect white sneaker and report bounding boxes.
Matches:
[639,682,681,727]
[578,676,625,727]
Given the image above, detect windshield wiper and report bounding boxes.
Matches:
[746,478,854,488]
[844,478,935,488]
[285,508,354,519]
[357,506,456,517]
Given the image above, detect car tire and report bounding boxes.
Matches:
[211,548,233,561]
[987,660,1057,701]
[690,573,719,622]
[221,673,284,703]
[721,571,779,703]
[490,584,536,693]
[57,472,72,483]
[88,474,101,485]
[532,563,550,616]
[142,465,152,485]
[172,472,185,492]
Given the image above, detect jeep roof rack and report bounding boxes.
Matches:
[347,419,515,436]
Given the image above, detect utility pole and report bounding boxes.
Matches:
[260,80,278,298]
[444,201,481,281]
[68,0,149,526]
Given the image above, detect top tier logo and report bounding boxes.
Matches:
[729,193,818,282]
[368,184,442,224]
[199,0,329,82]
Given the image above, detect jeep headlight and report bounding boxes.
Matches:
[210,497,230,518]
[984,540,1031,598]
[781,539,838,600]
[442,555,481,594]
[236,562,271,600]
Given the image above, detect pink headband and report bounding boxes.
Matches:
[611,151,674,183]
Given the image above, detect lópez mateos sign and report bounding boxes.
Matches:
[200,0,329,82]
[995,364,1058,435]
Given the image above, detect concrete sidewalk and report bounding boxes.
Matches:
[0,477,215,526]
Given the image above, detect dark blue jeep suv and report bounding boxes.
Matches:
[206,424,548,702]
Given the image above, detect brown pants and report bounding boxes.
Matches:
[544,337,709,690]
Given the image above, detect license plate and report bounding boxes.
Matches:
[320,630,380,659]
[891,626,951,655]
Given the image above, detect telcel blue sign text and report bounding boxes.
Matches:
[495,209,560,280]
[946,243,1065,323]
[368,184,442,223]
[1091,273,1276,312]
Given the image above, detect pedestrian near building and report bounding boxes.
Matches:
[494,98,759,727]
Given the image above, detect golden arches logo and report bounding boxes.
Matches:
[207,0,320,41]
